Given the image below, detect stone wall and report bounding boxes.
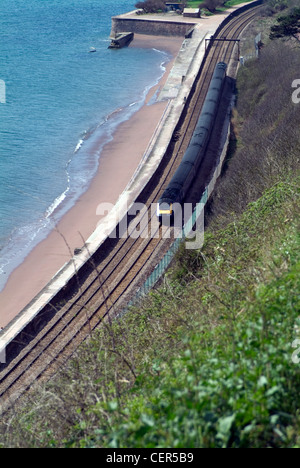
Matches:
[110,17,196,37]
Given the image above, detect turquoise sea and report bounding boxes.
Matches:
[0,0,170,290]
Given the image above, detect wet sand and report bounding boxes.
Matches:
[0,35,183,328]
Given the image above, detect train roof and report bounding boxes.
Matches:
[216,61,227,70]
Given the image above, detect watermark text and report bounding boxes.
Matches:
[291,318,300,364]
[96,202,205,250]
[292,79,300,104]
[292,339,300,364]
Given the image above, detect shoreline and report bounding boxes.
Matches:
[0,34,183,328]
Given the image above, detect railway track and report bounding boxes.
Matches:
[0,5,261,413]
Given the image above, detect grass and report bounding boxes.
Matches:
[224,0,255,7]
[23,174,297,449]
[2,172,299,447]
[186,0,254,9]
[74,178,299,449]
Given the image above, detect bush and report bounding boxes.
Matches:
[201,0,225,13]
[81,179,300,449]
[209,41,300,225]
[270,7,300,40]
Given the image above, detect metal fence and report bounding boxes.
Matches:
[240,32,262,65]
[127,121,230,310]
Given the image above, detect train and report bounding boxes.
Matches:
[157,61,227,220]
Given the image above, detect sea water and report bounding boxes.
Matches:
[0,0,170,291]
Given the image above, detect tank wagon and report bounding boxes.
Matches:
[157,62,227,219]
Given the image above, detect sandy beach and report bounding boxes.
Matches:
[0,34,183,328]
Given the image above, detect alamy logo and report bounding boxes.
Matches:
[0,80,6,104]
[291,318,300,364]
[292,79,300,104]
[96,202,205,250]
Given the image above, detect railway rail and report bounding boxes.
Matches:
[0,4,261,413]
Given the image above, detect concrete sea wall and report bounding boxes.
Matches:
[111,15,196,37]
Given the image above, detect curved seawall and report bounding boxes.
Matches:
[111,14,197,37]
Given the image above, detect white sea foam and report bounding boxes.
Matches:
[45,187,69,219]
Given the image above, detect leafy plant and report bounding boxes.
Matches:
[270,7,300,40]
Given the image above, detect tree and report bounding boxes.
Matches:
[135,0,167,14]
[200,0,225,14]
[270,7,300,40]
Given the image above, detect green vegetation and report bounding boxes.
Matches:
[99,181,299,448]
[189,1,260,16]
[1,9,300,449]
[224,0,255,6]
[135,0,256,15]
[187,1,203,7]
[187,0,254,12]
[270,7,300,40]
